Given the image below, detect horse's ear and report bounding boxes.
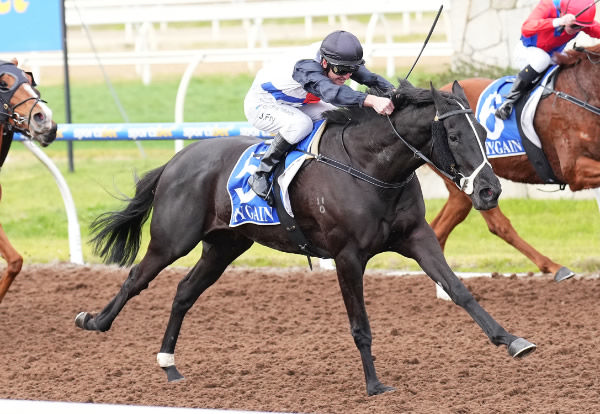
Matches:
[10,57,18,66]
[451,80,470,107]
[430,82,448,114]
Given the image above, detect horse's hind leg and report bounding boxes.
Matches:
[479,207,574,281]
[157,233,253,382]
[0,223,23,304]
[76,238,188,332]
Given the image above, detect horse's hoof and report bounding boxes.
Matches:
[75,312,92,330]
[368,383,396,396]
[554,266,575,282]
[508,337,536,358]
[162,365,185,382]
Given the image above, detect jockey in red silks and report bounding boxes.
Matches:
[243,30,395,204]
[496,0,600,120]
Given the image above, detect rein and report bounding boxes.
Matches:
[314,153,414,189]
[540,47,600,117]
[297,100,486,192]
[294,147,415,189]
[296,95,491,193]
[298,100,487,192]
[550,89,600,116]
[579,46,600,64]
[385,101,489,195]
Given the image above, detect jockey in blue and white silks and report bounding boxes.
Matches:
[243,30,395,205]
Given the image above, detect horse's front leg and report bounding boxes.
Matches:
[334,249,395,396]
[394,221,536,357]
[0,221,23,304]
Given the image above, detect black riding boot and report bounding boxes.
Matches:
[495,65,541,120]
[248,133,292,205]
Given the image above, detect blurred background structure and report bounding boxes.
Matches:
[18,0,452,85]
[4,0,600,201]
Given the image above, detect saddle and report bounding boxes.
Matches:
[227,120,332,266]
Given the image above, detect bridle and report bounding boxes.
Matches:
[386,98,491,195]
[0,62,44,137]
[296,97,490,193]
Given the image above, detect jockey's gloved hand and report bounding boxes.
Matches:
[364,95,395,116]
[554,13,576,28]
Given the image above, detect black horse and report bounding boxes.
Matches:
[76,80,536,396]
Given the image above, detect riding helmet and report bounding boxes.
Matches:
[319,30,365,66]
[563,0,597,26]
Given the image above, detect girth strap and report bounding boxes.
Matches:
[514,97,565,186]
[271,163,332,269]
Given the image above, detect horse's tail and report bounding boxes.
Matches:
[90,164,167,267]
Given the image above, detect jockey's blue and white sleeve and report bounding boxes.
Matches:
[292,59,368,107]
[350,65,395,93]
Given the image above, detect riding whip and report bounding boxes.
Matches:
[557,0,600,34]
[405,4,444,80]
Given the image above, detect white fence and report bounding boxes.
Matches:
[64,0,450,42]
[17,0,452,84]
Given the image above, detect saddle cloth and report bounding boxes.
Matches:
[227,119,326,227]
[476,66,558,158]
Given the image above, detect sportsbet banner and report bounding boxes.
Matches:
[15,123,275,141]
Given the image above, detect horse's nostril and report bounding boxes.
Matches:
[479,187,495,201]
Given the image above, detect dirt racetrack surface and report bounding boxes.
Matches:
[1,263,598,413]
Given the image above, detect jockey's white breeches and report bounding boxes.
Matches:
[513,43,554,73]
[244,90,336,144]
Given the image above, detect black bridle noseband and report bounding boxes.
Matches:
[0,62,43,136]
[386,101,489,194]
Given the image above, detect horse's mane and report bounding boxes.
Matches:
[323,79,452,126]
[553,43,600,66]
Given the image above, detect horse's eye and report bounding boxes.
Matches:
[0,81,7,90]
[448,133,459,143]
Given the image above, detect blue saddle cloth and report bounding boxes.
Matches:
[227,119,323,227]
[475,66,557,159]
[476,76,526,158]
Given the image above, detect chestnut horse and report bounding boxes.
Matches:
[0,59,57,303]
[76,81,536,396]
[431,45,600,282]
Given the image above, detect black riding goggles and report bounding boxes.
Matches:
[570,23,584,30]
[330,63,359,76]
